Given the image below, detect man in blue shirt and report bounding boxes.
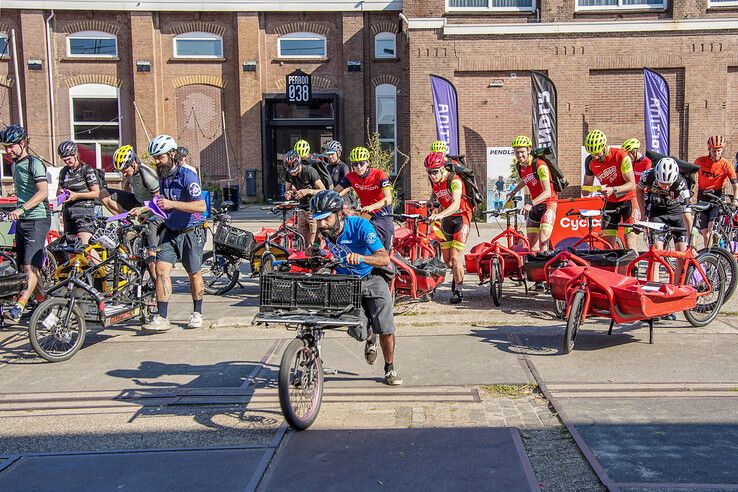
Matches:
[310,190,402,385]
[142,134,206,332]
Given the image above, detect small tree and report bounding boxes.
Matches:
[365,120,408,211]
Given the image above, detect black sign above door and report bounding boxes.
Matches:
[285,69,312,104]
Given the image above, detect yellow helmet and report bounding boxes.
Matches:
[584,130,607,154]
[294,139,311,158]
[622,138,641,153]
[430,140,447,153]
[349,146,371,163]
[113,145,137,171]
[511,135,532,149]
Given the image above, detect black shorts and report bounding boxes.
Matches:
[370,214,394,251]
[106,188,142,211]
[649,212,688,244]
[347,275,396,341]
[63,206,96,235]
[440,215,470,250]
[16,217,51,268]
[602,200,633,232]
[696,203,721,230]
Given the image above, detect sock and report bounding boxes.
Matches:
[455,283,463,293]
[384,362,394,373]
[193,299,203,314]
[16,300,27,309]
[451,279,456,293]
[157,302,168,318]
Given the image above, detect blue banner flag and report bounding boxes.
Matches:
[430,75,460,156]
[643,68,670,155]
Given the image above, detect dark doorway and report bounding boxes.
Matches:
[262,94,338,201]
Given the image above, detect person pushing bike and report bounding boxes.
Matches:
[582,130,638,250]
[284,142,326,250]
[694,135,738,248]
[333,146,394,250]
[309,190,402,386]
[424,151,472,305]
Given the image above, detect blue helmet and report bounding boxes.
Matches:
[0,124,27,145]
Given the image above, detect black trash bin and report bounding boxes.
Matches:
[222,184,240,211]
[245,169,257,197]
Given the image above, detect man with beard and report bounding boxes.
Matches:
[309,190,402,386]
[143,134,206,332]
[0,124,50,322]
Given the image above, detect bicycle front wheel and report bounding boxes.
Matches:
[699,246,737,302]
[29,297,86,362]
[278,337,324,430]
[684,253,725,327]
[201,250,240,295]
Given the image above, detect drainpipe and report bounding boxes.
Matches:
[10,29,23,127]
[45,10,56,165]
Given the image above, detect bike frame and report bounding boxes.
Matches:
[393,216,437,262]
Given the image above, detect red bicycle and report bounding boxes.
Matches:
[565,208,623,250]
[392,214,441,261]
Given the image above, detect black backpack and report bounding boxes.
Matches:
[521,150,569,194]
[444,155,484,210]
[93,166,107,189]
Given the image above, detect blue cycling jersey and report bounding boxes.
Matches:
[159,166,205,230]
[324,215,384,278]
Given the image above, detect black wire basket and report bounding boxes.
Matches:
[260,272,362,314]
[214,223,255,256]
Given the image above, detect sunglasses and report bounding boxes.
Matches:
[427,169,443,176]
[352,161,369,167]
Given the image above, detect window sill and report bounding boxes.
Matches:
[62,56,120,62]
[275,57,329,64]
[373,57,399,62]
[574,7,667,14]
[169,57,226,63]
[445,9,535,15]
[707,4,738,10]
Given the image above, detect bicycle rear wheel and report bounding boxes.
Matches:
[29,297,86,362]
[684,253,725,327]
[201,250,240,295]
[699,246,737,301]
[278,337,323,430]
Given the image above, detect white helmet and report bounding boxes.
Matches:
[148,134,177,157]
[655,157,679,185]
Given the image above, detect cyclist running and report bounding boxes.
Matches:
[323,140,349,188]
[582,130,638,249]
[143,134,207,332]
[0,124,51,321]
[333,146,394,250]
[309,190,402,386]
[425,151,472,305]
[694,135,738,248]
[57,140,100,247]
[622,138,652,183]
[283,149,326,250]
[99,145,162,279]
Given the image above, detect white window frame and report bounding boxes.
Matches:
[374,32,397,59]
[575,0,666,11]
[708,0,738,7]
[277,32,327,59]
[66,31,118,58]
[173,31,224,59]
[0,32,8,59]
[375,84,397,174]
[69,83,120,175]
[446,0,536,13]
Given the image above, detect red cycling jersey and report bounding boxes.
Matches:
[431,171,473,221]
[585,147,635,203]
[339,168,392,215]
[518,157,557,205]
[633,155,652,184]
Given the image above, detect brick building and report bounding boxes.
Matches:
[2,0,738,203]
[403,0,738,199]
[0,1,408,201]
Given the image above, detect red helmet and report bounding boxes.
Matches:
[708,135,725,149]
[424,152,446,170]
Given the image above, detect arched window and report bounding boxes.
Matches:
[278,32,327,59]
[67,31,118,57]
[69,83,120,173]
[375,84,397,173]
[374,32,396,59]
[174,32,223,58]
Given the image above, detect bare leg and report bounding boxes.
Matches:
[155,261,173,303]
[18,264,41,305]
[625,232,637,250]
[527,232,540,252]
[450,247,464,286]
[379,333,395,364]
[189,271,204,301]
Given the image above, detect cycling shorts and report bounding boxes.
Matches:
[649,212,688,245]
[602,200,634,236]
[63,206,96,236]
[439,215,470,251]
[527,203,556,233]
[696,203,721,231]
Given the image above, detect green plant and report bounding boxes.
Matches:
[203,182,221,194]
[365,119,405,209]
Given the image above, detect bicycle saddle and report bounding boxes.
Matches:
[633,221,668,231]
[580,209,601,217]
[690,202,711,213]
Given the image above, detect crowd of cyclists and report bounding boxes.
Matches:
[2,120,737,386]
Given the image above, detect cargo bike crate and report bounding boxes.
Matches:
[214,223,255,258]
[259,272,362,314]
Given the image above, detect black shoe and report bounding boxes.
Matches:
[659,313,677,321]
[450,290,462,304]
[533,281,546,292]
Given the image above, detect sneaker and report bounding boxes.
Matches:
[659,313,677,321]
[364,337,378,365]
[384,370,403,386]
[533,281,546,292]
[450,290,462,305]
[187,312,203,329]
[5,305,22,322]
[143,315,171,332]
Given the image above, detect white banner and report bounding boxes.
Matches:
[486,147,517,211]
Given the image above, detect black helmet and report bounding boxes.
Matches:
[310,190,343,220]
[57,140,78,158]
[175,146,189,160]
[283,150,300,171]
[0,124,27,145]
